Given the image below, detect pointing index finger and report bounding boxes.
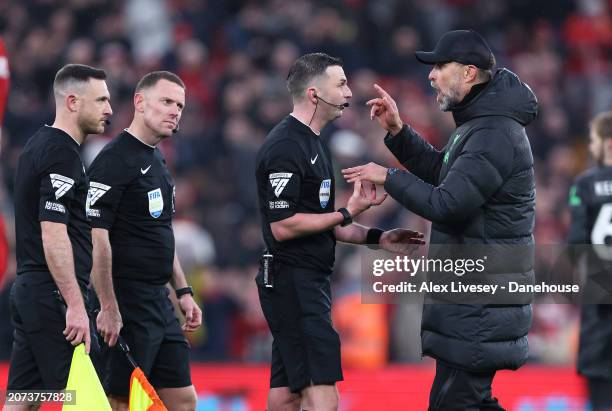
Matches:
[374,83,391,99]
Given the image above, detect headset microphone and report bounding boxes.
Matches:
[314,93,349,109]
[104,119,111,125]
[172,124,179,134]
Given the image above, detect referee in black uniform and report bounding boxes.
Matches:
[255,53,424,411]
[7,64,112,401]
[568,111,612,411]
[87,71,201,410]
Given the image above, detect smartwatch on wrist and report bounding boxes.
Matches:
[366,228,384,250]
[175,286,194,299]
[337,207,353,227]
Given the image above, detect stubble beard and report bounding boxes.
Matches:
[433,75,463,112]
[78,113,103,136]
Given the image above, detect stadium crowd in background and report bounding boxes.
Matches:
[0,0,610,369]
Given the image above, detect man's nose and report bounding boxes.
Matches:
[169,105,180,117]
[428,67,436,82]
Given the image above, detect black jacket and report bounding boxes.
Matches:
[384,68,537,371]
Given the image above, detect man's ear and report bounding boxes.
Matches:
[66,94,78,112]
[464,65,478,82]
[134,92,145,113]
[307,87,318,104]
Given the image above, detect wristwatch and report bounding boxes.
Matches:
[175,286,194,299]
[337,207,353,227]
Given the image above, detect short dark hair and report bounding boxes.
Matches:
[286,53,343,99]
[53,64,106,92]
[591,111,612,139]
[135,71,185,93]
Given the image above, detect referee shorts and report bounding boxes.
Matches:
[256,265,343,393]
[7,272,95,390]
[105,280,192,397]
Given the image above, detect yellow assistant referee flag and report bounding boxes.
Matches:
[62,343,111,410]
[129,367,168,411]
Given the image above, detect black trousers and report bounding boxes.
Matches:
[428,362,505,411]
[7,273,95,390]
[256,266,343,393]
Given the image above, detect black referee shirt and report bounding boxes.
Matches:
[14,126,91,285]
[87,131,176,285]
[255,115,336,273]
[568,167,612,376]
[568,166,612,247]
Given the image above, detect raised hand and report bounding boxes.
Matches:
[366,84,403,135]
[342,162,389,185]
[346,179,387,217]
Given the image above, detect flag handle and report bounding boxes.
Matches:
[53,290,139,370]
[116,335,138,370]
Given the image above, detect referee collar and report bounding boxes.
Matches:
[124,128,156,149]
[289,114,320,136]
[44,125,81,146]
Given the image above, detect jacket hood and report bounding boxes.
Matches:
[452,68,538,127]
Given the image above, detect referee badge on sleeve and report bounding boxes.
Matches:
[269,172,293,197]
[148,188,164,218]
[86,181,110,218]
[319,179,331,208]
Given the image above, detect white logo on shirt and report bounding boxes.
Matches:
[45,201,66,213]
[49,174,75,199]
[141,165,152,174]
[269,172,293,197]
[310,154,318,165]
[87,181,111,206]
[148,188,164,218]
[269,200,289,209]
[319,179,331,208]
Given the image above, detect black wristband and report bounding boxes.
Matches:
[366,228,384,250]
[338,207,353,227]
[175,286,194,299]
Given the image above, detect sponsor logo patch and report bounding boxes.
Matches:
[86,181,110,218]
[269,172,293,197]
[50,174,75,199]
[45,201,66,213]
[269,200,290,209]
[87,181,111,206]
[87,208,101,218]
